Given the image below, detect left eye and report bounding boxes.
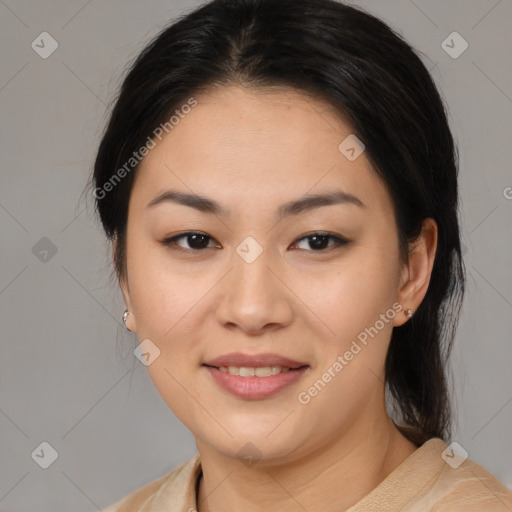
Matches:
[291,233,349,251]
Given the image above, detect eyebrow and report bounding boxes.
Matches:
[146,189,366,219]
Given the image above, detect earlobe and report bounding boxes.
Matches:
[119,278,137,332]
[113,236,137,333]
[393,218,438,327]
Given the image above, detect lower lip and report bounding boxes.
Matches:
[204,365,309,400]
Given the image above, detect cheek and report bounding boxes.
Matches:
[127,242,206,337]
[297,244,400,343]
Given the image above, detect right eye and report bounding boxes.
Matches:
[160,232,220,252]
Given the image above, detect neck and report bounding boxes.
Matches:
[195,408,417,512]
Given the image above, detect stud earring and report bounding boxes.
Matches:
[405,308,413,318]
[122,309,133,332]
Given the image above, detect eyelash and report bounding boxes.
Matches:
[160,231,350,253]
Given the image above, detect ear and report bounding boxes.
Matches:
[393,217,438,327]
[113,236,137,333]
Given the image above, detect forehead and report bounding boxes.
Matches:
[132,85,392,216]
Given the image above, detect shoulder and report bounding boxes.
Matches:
[429,450,512,510]
[405,438,512,511]
[102,454,201,512]
[349,438,512,511]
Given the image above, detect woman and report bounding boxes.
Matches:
[91,0,512,510]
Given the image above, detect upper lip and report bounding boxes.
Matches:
[203,352,308,369]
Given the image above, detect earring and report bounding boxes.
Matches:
[405,308,413,318]
[122,309,133,332]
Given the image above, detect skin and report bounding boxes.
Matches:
[118,85,438,511]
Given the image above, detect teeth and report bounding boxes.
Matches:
[239,367,254,377]
[218,366,292,377]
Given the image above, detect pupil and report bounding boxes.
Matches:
[310,235,328,250]
[189,234,209,249]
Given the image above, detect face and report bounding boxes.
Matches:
[120,85,414,465]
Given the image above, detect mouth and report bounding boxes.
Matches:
[202,352,310,400]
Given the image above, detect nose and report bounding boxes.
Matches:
[214,246,295,335]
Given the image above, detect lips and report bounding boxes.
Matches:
[203,352,308,369]
[202,352,310,400]
[204,365,309,399]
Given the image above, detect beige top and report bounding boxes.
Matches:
[103,438,512,511]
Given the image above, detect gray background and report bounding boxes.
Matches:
[0,0,511,510]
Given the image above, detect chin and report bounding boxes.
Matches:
[202,421,304,464]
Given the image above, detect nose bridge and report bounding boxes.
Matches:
[214,235,294,332]
[232,235,278,302]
